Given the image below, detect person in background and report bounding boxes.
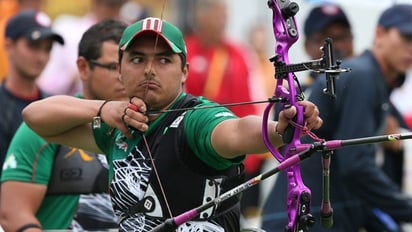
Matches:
[303,3,407,197]
[301,3,354,91]
[37,0,129,95]
[263,4,412,232]
[184,0,258,118]
[303,3,409,231]
[22,16,322,231]
[0,0,45,81]
[183,0,264,222]
[0,9,64,172]
[0,19,127,231]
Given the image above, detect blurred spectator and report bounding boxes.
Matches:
[302,2,409,229]
[0,9,64,172]
[37,0,129,95]
[184,0,258,118]
[183,0,263,224]
[0,0,45,81]
[247,23,276,101]
[302,3,354,91]
[263,4,412,231]
[0,18,126,231]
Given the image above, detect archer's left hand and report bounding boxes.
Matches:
[276,100,322,135]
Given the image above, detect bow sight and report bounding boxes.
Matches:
[271,38,351,99]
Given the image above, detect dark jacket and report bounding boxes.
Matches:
[262,50,412,232]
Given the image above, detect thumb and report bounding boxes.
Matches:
[277,106,296,135]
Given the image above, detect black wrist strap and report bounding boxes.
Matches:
[93,100,111,129]
[16,223,42,232]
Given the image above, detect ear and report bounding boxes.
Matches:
[116,63,122,82]
[4,38,14,54]
[373,26,387,48]
[181,63,189,84]
[77,57,90,81]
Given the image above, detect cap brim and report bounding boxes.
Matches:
[121,30,181,54]
[307,15,349,36]
[25,28,64,45]
[398,24,412,35]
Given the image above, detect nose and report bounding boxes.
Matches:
[144,60,155,78]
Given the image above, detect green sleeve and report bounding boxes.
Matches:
[1,122,59,184]
[93,123,117,158]
[185,101,245,170]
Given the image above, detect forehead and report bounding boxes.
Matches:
[100,40,119,58]
[16,37,53,47]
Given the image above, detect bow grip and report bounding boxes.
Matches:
[276,85,304,145]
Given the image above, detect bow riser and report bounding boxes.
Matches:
[265,1,314,231]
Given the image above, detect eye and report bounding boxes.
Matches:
[159,57,171,64]
[131,57,142,64]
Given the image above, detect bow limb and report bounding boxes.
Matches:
[263,1,314,231]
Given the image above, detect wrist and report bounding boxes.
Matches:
[92,100,111,129]
[16,223,42,232]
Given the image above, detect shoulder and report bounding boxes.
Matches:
[10,123,57,154]
[185,99,237,129]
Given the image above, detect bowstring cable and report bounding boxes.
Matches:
[140,0,173,218]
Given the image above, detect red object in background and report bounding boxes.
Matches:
[405,115,412,130]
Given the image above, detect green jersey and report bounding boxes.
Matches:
[93,93,245,231]
[1,122,79,229]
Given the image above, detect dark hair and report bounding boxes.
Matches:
[78,19,127,61]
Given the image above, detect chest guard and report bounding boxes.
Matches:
[47,146,108,194]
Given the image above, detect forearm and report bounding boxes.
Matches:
[23,95,104,137]
[0,214,42,232]
[213,116,283,158]
[237,116,283,153]
[0,182,44,232]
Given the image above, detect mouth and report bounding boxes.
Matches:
[118,88,127,94]
[139,80,160,90]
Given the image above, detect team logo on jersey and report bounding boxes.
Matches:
[215,112,234,117]
[115,134,128,152]
[2,154,17,170]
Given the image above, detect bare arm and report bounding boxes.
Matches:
[0,182,45,231]
[212,101,322,159]
[22,95,133,152]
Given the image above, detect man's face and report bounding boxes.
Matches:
[87,41,127,101]
[7,37,52,80]
[119,34,188,110]
[377,27,412,75]
[305,22,353,60]
[194,0,228,44]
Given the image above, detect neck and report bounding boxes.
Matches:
[371,48,399,86]
[5,72,40,99]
